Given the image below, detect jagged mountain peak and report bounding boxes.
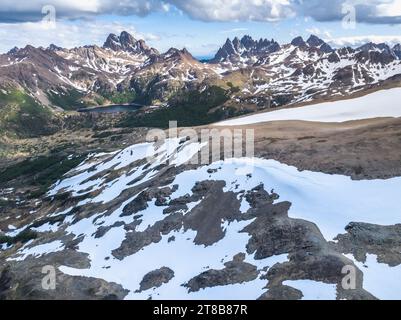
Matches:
[306,35,333,53]
[393,44,401,59]
[163,47,195,61]
[211,35,280,65]
[240,35,254,47]
[224,38,233,45]
[356,42,401,63]
[103,33,120,50]
[337,46,355,55]
[306,35,325,47]
[119,31,137,46]
[7,46,19,55]
[358,42,392,53]
[103,31,138,51]
[165,47,181,56]
[12,45,50,58]
[48,44,63,52]
[353,42,401,61]
[103,31,159,56]
[181,47,192,56]
[291,36,306,47]
[319,43,334,53]
[290,35,333,53]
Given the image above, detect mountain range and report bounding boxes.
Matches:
[1,31,401,114]
[2,31,401,301]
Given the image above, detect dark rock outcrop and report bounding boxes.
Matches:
[137,267,175,292]
[184,253,258,292]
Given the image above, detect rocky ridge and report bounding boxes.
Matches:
[1,136,400,300]
[1,32,401,114]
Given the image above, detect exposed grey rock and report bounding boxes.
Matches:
[183,181,241,246]
[0,252,128,300]
[0,141,392,300]
[393,44,401,59]
[241,186,375,300]
[211,35,280,64]
[103,31,159,56]
[334,222,401,267]
[184,253,258,293]
[307,35,333,53]
[121,191,152,217]
[258,284,303,300]
[137,267,174,292]
[291,36,306,47]
[112,212,184,260]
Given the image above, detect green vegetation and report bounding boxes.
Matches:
[0,229,38,246]
[47,88,137,109]
[226,82,240,93]
[119,86,230,128]
[94,95,107,106]
[0,154,86,197]
[0,89,56,138]
[101,90,136,105]
[92,131,115,139]
[273,94,294,107]
[0,198,11,207]
[47,88,87,110]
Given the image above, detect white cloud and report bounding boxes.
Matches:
[305,27,321,35]
[0,0,161,22]
[169,0,295,22]
[305,27,332,39]
[1,0,401,25]
[0,0,296,23]
[183,42,221,56]
[326,35,401,48]
[220,28,249,34]
[0,20,159,53]
[297,0,401,24]
[373,0,401,17]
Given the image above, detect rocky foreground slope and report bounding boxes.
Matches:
[1,90,401,299]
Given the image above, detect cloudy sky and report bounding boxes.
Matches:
[1,0,401,57]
